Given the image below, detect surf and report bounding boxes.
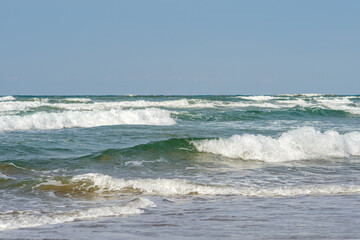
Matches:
[193,127,360,162]
[0,108,176,131]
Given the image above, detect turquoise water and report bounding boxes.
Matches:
[1,94,360,239]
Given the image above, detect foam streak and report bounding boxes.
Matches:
[0,198,155,230]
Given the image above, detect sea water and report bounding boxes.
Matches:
[0,94,360,239]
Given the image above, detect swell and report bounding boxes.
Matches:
[88,127,360,164]
[81,138,198,164]
[3,126,360,178]
[29,126,360,171]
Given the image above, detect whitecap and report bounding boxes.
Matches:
[193,127,360,162]
[0,96,16,102]
[62,97,92,103]
[0,108,176,131]
[239,96,274,101]
[316,97,360,114]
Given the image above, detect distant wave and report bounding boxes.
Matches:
[0,108,176,131]
[276,93,325,97]
[193,127,360,162]
[0,96,15,101]
[62,97,92,103]
[1,96,359,115]
[238,95,275,101]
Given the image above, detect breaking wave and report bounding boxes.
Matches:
[0,108,175,131]
[62,97,92,103]
[239,96,275,101]
[1,95,359,116]
[193,127,360,162]
[35,173,360,198]
[0,96,16,102]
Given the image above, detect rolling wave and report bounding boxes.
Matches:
[0,96,16,102]
[84,127,360,164]
[193,127,360,162]
[0,108,175,131]
[68,127,360,166]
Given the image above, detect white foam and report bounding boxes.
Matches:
[0,96,16,102]
[52,99,213,110]
[70,173,228,196]
[275,99,312,108]
[347,96,360,99]
[62,98,92,103]
[239,96,275,101]
[0,108,176,131]
[32,173,360,202]
[64,173,360,197]
[227,102,281,108]
[299,93,324,97]
[0,99,45,112]
[193,127,360,162]
[277,93,324,97]
[0,198,155,230]
[317,97,354,105]
[0,172,13,179]
[1,96,359,116]
[0,99,288,113]
[315,97,360,114]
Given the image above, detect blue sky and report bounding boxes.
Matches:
[1,0,359,95]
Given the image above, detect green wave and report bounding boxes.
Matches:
[82,138,198,163]
[0,138,206,180]
[289,106,351,117]
[174,107,354,124]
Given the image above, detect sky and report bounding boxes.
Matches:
[0,0,359,95]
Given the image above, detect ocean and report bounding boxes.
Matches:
[0,94,360,239]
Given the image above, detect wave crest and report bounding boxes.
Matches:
[0,96,16,102]
[193,127,360,162]
[0,108,176,131]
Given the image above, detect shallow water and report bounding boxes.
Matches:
[1,94,360,239]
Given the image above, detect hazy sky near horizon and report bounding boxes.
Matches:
[1,0,359,95]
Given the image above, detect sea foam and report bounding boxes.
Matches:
[35,173,360,198]
[239,96,275,101]
[2,96,358,114]
[316,97,360,114]
[0,197,155,230]
[0,108,175,131]
[193,127,360,162]
[62,97,92,103]
[0,96,16,102]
